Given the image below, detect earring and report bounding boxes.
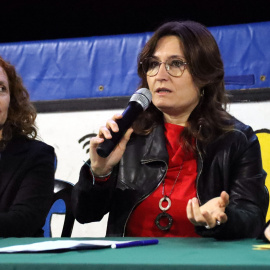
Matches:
[200,89,205,97]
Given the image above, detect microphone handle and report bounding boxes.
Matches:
[96,102,143,158]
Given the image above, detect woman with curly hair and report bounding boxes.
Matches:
[72,21,267,239]
[0,56,54,237]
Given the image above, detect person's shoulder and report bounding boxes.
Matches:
[232,117,251,130]
[231,117,256,138]
[28,138,54,153]
[15,136,54,154]
[221,117,258,148]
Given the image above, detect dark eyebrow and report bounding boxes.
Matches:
[151,55,186,61]
[0,80,8,85]
[168,55,186,61]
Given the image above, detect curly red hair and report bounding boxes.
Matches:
[0,56,37,147]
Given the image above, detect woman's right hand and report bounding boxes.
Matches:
[264,224,270,242]
[89,113,133,177]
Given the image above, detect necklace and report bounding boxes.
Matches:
[155,163,183,231]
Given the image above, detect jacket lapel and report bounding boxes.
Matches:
[142,124,168,163]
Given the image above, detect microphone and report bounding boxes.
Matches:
[96,88,152,158]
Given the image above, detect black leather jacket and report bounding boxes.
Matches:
[72,118,267,239]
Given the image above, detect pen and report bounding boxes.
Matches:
[111,239,159,249]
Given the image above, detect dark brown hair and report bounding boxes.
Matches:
[133,21,233,153]
[0,56,37,149]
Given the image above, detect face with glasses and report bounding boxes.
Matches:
[141,57,187,77]
[142,35,200,125]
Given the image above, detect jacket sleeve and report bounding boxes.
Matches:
[72,160,118,224]
[196,126,267,239]
[0,141,55,237]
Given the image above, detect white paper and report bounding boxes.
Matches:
[0,240,131,253]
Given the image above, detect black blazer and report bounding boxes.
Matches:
[0,135,54,237]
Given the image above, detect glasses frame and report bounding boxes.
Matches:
[140,57,188,78]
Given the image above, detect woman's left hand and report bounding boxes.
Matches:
[186,191,229,229]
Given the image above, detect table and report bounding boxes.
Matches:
[0,237,270,270]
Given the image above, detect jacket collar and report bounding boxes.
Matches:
[141,124,168,164]
[3,136,29,156]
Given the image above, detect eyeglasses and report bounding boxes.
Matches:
[140,57,188,77]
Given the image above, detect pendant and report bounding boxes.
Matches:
[155,212,173,231]
[159,196,171,211]
[156,196,173,231]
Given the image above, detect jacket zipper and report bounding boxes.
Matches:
[122,159,168,236]
[195,138,203,205]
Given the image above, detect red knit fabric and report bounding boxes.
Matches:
[125,123,199,237]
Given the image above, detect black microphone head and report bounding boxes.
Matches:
[96,88,152,158]
[129,88,152,110]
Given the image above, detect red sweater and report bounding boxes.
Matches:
[125,123,199,237]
